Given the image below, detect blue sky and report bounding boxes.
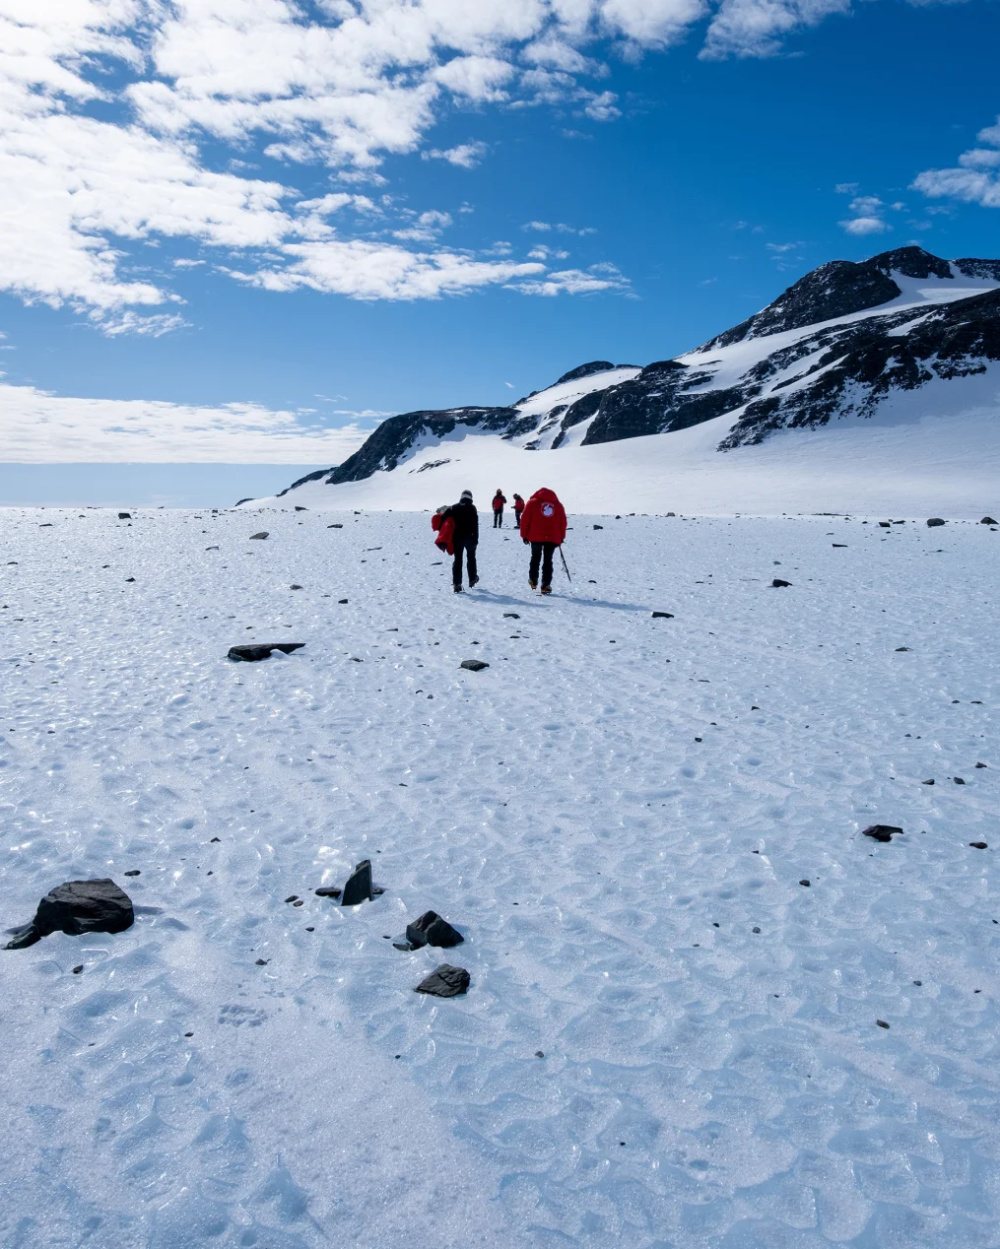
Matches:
[1,0,998,503]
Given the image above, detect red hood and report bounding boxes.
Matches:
[530,488,560,504]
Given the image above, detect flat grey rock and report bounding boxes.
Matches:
[862,824,903,843]
[228,642,305,662]
[415,965,470,997]
[249,531,269,540]
[461,659,489,672]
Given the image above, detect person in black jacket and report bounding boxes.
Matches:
[444,490,479,592]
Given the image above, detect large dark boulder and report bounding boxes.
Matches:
[406,911,464,949]
[341,860,373,906]
[6,879,134,949]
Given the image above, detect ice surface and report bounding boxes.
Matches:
[1,507,998,1248]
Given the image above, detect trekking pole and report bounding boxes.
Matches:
[559,546,572,582]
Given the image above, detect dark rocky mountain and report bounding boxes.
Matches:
[278,246,1000,493]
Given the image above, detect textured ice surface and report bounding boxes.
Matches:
[0,507,998,1248]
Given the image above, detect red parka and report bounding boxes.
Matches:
[431,512,455,555]
[518,488,567,545]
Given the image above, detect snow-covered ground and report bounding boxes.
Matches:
[1,506,998,1249]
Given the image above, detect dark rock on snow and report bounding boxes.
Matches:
[651,611,674,618]
[415,964,471,997]
[249,531,269,540]
[772,579,792,588]
[6,879,134,949]
[228,642,305,662]
[970,842,988,849]
[406,911,464,949]
[461,659,490,672]
[862,824,903,843]
[341,860,374,906]
[118,512,131,520]
[926,518,946,527]
[981,516,998,525]
[315,885,342,898]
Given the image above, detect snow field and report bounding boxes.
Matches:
[0,507,998,1248]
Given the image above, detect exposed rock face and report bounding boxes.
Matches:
[6,879,135,949]
[228,642,305,661]
[275,245,1000,492]
[405,911,464,949]
[415,965,470,997]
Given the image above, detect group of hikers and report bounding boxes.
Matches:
[431,487,568,594]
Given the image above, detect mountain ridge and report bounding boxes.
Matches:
[276,245,1000,497]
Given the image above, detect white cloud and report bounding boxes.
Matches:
[702,0,852,59]
[512,263,630,295]
[913,115,1000,209]
[422,141,489,167]
[0,382,370,464]
[97,312,190,337]
[841,215,889,236]
[838,193,891,235]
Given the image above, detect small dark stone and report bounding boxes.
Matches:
[862,824,903,843]
[328,523,343,528]
[771,579,792,588]
[293,899,304,907]
[926,518,946,527]
[593,524,603,529]
[210,837,221,843]
[406,911,464,949]
[338,598,348,604]
[752,927,761,934]
[832,543,847,547]
[651,611,674,619]
[535,1050,544,1058]
[970,842,988,849]
[72,965,83,974]
[125,576,136,582]
[249,531,269,539]
[922,779,935,785]
[913,980,922,986]
[503,612,520,619]
[118,512,131,520]
[6,879,134,949]
[290,584,303,590]
[799,879,810,887]
[341,859,373,906]
[123,869,141,877]
[415,964,470,998]
[895,647,911,652]
[954,776,965,784]
[284,895,299,903]
[975,762,987,768]
[981,517,998,525]
[255,958,269,965]
[294,506,308,511]
[460,659,489,672]
[876,1019,890,1029]
[228,642,305,662]
[184,1032,194,1037]
[878,521,891,528]
[315,886,342,898]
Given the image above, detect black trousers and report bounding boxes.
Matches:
[453,538,477,587]
[493,509,503,527]
[529,541,556,589]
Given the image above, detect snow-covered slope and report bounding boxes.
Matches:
[2,507,998,1247]
[259,247,1000,515]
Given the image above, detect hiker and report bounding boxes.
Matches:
[431,505,454,555]
[519,486,567,594]
[492,489,507,528]
[513,493,525,529]
[443,490,479,592]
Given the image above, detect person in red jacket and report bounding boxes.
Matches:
[518,486,567,594]
[512,493,525,529]
[491,489,507,528]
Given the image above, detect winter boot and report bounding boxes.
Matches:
[529,580,537,590]
[453,585,463,593]
[540,586,552,595]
